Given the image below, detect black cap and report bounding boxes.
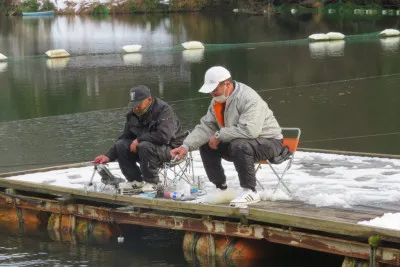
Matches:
[127,85,152,108]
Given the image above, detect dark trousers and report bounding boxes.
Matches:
[113,139,171,183]
[199,138,283,191]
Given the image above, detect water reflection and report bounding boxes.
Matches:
[309,40,345,59]
[0,62,7,72]
[380,37,400,54]
[182,49,204,63]
[45,58,70,70]
[122,53,143,66]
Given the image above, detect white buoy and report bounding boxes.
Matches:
[308,33,330,42]
[382,10,388,15]
[326,40,345,57]
[117,236,124,243]
[182,49,204,63]
[122,53,142,66]
[45,49,70,58]
[354,9,362,15]
[388,9,395,16]
[121,45,142,53]
[0,53,7,61]
[397,10,400,16]
[0,62,7,72]
[328,9,336,14]
[379,29,400,38]
[233,8,239,13]
[46,58,70,70]
[326,32,345,40]
[181,41,204,50]
[290,8,297,15]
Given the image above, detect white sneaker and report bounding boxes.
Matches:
[141,182,157,193]
[229,189,260,207]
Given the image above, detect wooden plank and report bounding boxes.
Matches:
[0,178,238,218]
[248,206,400,243]
[0,178,399,243]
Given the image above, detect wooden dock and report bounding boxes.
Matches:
[0,162,400,266]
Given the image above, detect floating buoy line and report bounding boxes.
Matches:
[0,29,399,62]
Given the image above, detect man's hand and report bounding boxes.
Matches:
[170,146,188,160]
[94,155,110,164]
[130,139,139,152]
[208,136,221,150]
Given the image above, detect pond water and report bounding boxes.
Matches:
[0,12,399,266]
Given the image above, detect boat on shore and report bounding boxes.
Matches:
[22,10,54,17]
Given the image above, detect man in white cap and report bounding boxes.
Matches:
[170,66,283,206]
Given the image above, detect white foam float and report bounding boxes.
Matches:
[121,44,142,54]
[182,49,204,63]
[233,8,239,13]
[0,53,7,61]
[181,41,204,50]
[397,10,400,16]
[328,9,336,14]
[326,32,345,40]
[290,8,297,15]
[46,58,70,70]
[379,29,400,38]
[45,49,70,58]
[382,10,388,15]
[122,53,143,66]
[0,62,7,72]
[308,33,330,42]
[380,37,400,53]
[326,40,345,57]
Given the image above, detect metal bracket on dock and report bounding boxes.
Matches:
[368,235,381,267]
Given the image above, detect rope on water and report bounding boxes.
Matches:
[0,31,390,62]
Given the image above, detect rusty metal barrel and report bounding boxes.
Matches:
[183,231,270,266]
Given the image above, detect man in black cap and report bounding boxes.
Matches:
[94,85,186,192]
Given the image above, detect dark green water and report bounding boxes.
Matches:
[0,12,400,266]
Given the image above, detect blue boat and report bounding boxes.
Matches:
[22,10,55,17]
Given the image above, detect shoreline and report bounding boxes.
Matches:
[2,1,400,17]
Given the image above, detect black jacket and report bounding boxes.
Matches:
[105,98,186,161]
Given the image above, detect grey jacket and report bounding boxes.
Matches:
[184,82,282,151]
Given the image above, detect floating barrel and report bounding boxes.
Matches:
[342,257,369,267]
[379,29,400,38]
[0,53,7,61]
[48,214,120,244]
[181,41,205,50]
[0,206,47,233]
[121,44,142,53]
[45,49,70,58]
[183,232,270,266]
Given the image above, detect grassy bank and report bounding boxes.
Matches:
[2,0,235,16]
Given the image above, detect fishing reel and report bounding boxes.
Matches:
[88,163,124,188]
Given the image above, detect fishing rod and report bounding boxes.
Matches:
[0,129,400,169]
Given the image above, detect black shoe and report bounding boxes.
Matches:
[216,183,228,190]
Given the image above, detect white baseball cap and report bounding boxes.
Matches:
[198,66,231,93]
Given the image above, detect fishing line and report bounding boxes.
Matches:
[0,131,399,169]
[301,131,400,143]
[2,69,400,124]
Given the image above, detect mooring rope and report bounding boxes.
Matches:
[0,31,390,62]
